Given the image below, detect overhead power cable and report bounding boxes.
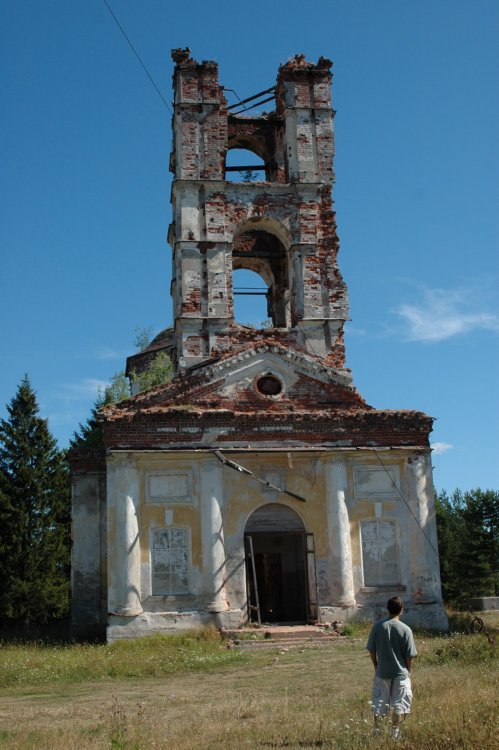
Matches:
[373,449,489,633]
[102,0,170,111]
[372,449,441,560]
[101,0,197,155]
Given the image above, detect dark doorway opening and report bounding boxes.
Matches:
[245,531,307,623]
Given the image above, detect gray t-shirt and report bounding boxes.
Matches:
[366,616,417,679]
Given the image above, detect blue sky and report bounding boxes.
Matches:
[1,0,498,494]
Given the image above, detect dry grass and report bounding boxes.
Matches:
[0,614,497,749]
[0,625,247,688]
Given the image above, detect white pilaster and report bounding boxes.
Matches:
[107,454,143,616]
[201,458,228,612]
[325,460,355,606]
[406,451,443,600]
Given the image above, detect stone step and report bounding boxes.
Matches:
[228,637,345,651]
[222,626,341,641]
[222,626,347,651]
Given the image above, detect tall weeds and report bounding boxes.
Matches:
[0,627,245,688]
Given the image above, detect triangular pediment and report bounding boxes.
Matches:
[103,343,370,420]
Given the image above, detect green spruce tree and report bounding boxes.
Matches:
[0,376,70,626]
[458,489,499,598]
[435,490,465,603]
[436,488,499,604]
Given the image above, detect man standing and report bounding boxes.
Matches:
[366,596,417,740]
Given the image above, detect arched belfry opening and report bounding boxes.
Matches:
[232,227,291,328]
[225,147,266,182]
[232,268,269,327]
[245,504,308,624]
[227,109,283,184]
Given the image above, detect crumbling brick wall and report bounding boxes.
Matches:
[169,51,348,371]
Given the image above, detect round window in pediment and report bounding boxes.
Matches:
[255,374,283,397]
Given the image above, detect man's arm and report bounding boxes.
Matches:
[369,651,377,670]
[406,656,413,673]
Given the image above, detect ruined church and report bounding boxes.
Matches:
[70,50,448,640]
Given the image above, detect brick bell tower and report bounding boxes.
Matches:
[169,48,349,374]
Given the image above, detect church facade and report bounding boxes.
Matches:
[70,50,448,640]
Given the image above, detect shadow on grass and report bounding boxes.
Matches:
[0,617,105,645]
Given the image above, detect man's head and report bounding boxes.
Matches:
[387,596,404,616]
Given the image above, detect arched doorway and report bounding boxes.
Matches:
[245,504,309,624]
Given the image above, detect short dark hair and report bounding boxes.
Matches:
[387,596,404,615]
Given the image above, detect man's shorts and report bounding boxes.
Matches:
[371,674,413,716]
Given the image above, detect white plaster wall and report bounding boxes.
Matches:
[71,474,104,625]
[207,245,229,317]
[103,449,448,639]
[178,186,202,239]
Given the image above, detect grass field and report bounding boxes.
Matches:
[0,614,497,749]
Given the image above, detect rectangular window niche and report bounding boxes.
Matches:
[361,520,400,587]
[353,466,400,499]
[146,471,193,504]
[151,527,190,595]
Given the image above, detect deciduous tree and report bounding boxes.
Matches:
[71,334,172,449]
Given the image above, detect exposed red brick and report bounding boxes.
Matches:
[100,52,434,453]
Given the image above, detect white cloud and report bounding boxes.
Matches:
[47,409,84,427]
[345,323,366,336]
[73,347,128,361]
[57,378,109,401]
[94,347,126,361]
[42,379,110,440]
[431,442,454,455]
[395,285,499,342]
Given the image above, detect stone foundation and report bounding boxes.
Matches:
[107,608,245,641]
[468,597,499,611]
[320,603,448,631]
[107,600,448,641]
